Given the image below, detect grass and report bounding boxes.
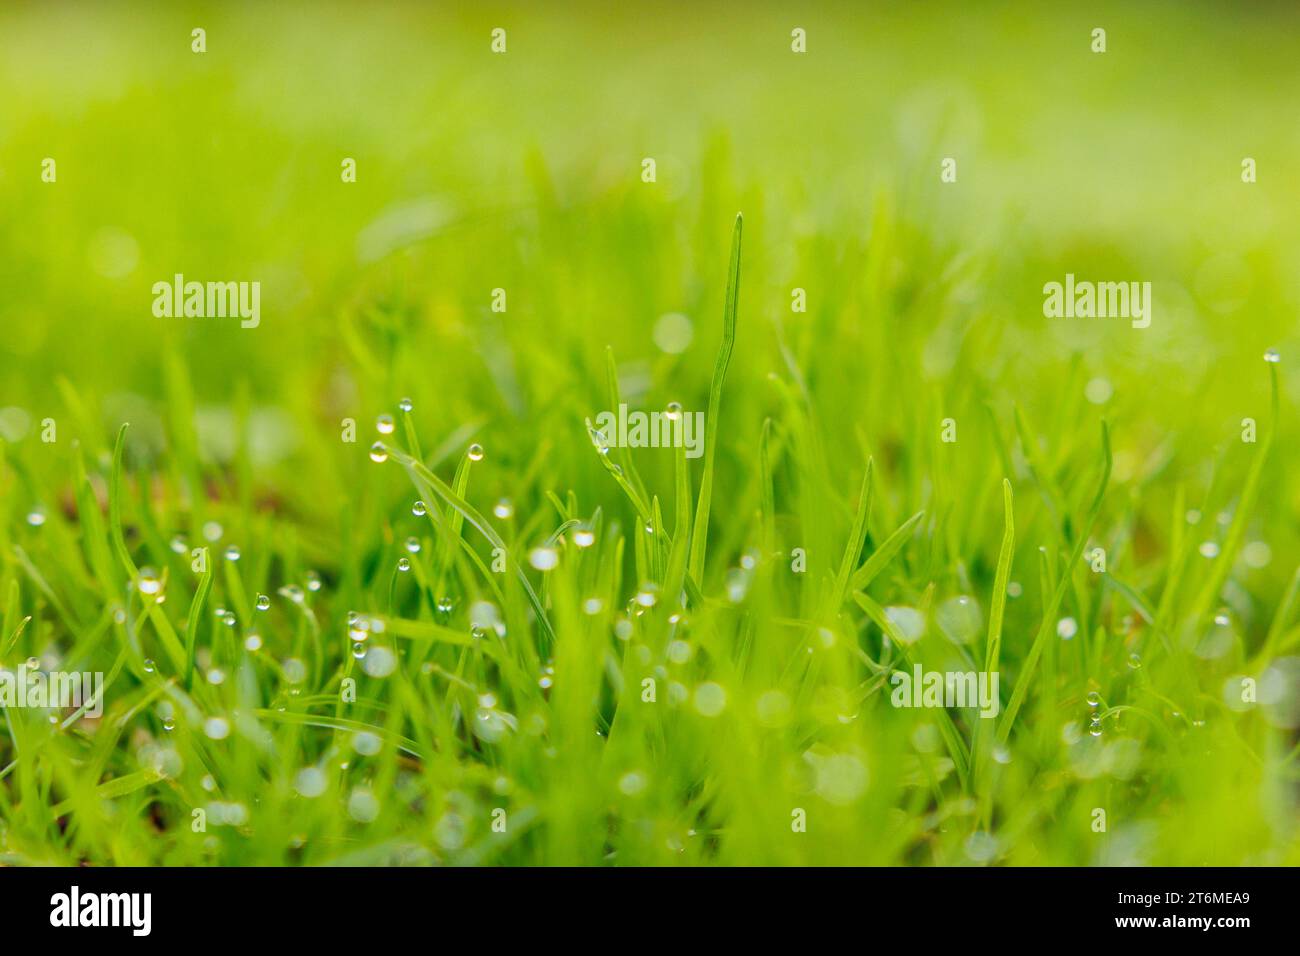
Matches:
[0,1,1298,867]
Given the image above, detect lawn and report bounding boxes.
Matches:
[0,1,1297,866]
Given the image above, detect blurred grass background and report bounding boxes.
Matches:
[0,1,1297,865]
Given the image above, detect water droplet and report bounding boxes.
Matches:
[412,500,427,516]
[256,593,271,611]
[529,547,559,571]
[1088,717,1103,737]
[348,788,380,823]
[224,545,241,562]
[207,668,226,685]
[1084,377,1113,405]
[352,642,367,659]
[305,570,322,592]
[279,584,305,604]
[1057,617,1078,640]
[1127,653,1142,669]
[398,397,413,413]
[203,521,223,542]
[491,498,514,520]
[169,535,188,554]
[376,414,395,435]
[204,716,230,740]
[1213,609,1230,626]
[138,568,163,595]
[1263,348,1280,363]
[665,401,682,420]
[883,606,926,644]
[587,421,611,455]
[1198,541,1220,559]
[397,557,411,572]
[467,443,484,462]
[435,596,454,614]
[245,633,262,651]
[694,682,727,717]
[162,717,175,732]
[143,658,156,674]
[583,597,604,615]
[573,526,595,548]
[369,441,388,463]
[222,611,236,627]
[283,658,307,684]
[294,767,327,798]
[1007,581,1023,598]
[936,595,982,645]
[26,509,46,527]
[1086,690,1101,708]
[362,645,397,678]
[634,583,659,608]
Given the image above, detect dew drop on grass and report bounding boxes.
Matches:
[665,401,682,420]
[348,788,380,823]
[1086,691,1101,708]
[1198,541,1220,558]
[583,597,604,615]
[368,441,388,463]
[493,498,514,519]
[142,658,156,674]
[280,584,305,604]
[352,731,382,755]
[294,767,327,798]
[467,442,484,462]
[529,546,559,570]
[222,611,236,627]
[362,645,397,678]
[305,570,322,592]
[634,583,659,607]
[1128,652,1142,669]
[245,633,262,651]
[26,508,46,527]
[376,413,395,435]
[573,526,595,548]
[203,521,223,542]
[397,557,411,572]
[694,682,727,717]
[1007,581,1023,598]
[404,536,421,553]
[884,606,925,644]
[352,641,366,659]
[936,595,981,645]
[256,593,271,611]
[1264,348,1280,363]
[398,397,413,412]
[412,500,427,516]
[138,568,162,595]
[224,545,241,561]
[1057,617,1078,640]
[204,717,230,740]
[207,668,226,685]
[169,535,187,554]
[283,658,307,684]
[1088,717,1103,737]
[1213,609,1230,626]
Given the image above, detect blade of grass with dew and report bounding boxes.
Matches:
[688,213,741,582]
